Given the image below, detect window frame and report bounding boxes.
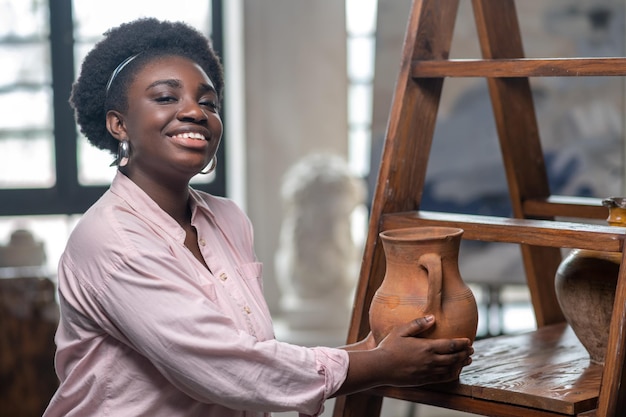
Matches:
[0,0,226,216]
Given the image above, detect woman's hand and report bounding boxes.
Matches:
[334,315,473,397]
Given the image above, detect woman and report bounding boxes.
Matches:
[43,18,473,417]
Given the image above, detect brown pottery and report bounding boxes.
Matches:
[369,226,478,344]
[555,197,625,365]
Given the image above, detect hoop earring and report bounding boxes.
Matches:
[118,140,130,167]
[200,155,217,175]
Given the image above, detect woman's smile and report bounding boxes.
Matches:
[168,130,210,149]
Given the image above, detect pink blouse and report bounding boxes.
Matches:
[43,172,348,417]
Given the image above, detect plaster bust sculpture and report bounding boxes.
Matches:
[275,153,366,336]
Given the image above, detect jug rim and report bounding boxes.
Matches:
[379,226,464,241]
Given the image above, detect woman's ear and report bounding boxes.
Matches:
[106,110,128,141]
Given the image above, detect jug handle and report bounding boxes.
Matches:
[420,252,443,315]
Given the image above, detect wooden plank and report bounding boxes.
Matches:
[596,249,626,415]
[412,58,626,78]
[334,0,460,416]
[472,0,564,327]
[343,0,460,357]
[378,389,588,417]
[374,324,600,416]
[346,0,460,344]
[332,393,381,417]
[522,196,607,220]
[381,211,626,252]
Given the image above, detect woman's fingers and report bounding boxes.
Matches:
[429,338,474,355]
[400,315,436,337]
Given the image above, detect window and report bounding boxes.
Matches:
[346,0,377,179]
[0,1,53,191]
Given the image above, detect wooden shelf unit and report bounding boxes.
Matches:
[333,1,626,416]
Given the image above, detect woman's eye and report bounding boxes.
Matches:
[155,95,177,103]
[200,100,219,111]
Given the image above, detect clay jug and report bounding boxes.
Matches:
[555,197,625,365]
[369,226,478,344]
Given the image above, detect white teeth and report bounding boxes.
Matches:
[173,132,206,140]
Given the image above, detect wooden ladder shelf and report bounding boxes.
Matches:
[333,1,626,416]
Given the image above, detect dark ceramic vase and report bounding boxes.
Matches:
[554,197,625,364]
[369,226,478,344]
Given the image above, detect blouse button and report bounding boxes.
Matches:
[198,238,206,246]
[219,273,228,281]
[243,306,251,314]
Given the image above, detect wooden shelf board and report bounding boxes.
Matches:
[412,58,626,78]
[381,211,626,252]
[522,196,607,220]
[373,324,601,416]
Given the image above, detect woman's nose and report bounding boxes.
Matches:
[177,99,207,122]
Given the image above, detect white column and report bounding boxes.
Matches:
[242,1,348,314]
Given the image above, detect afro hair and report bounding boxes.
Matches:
[70,18,224,155]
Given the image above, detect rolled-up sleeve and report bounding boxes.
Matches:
[299,347,349,417]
